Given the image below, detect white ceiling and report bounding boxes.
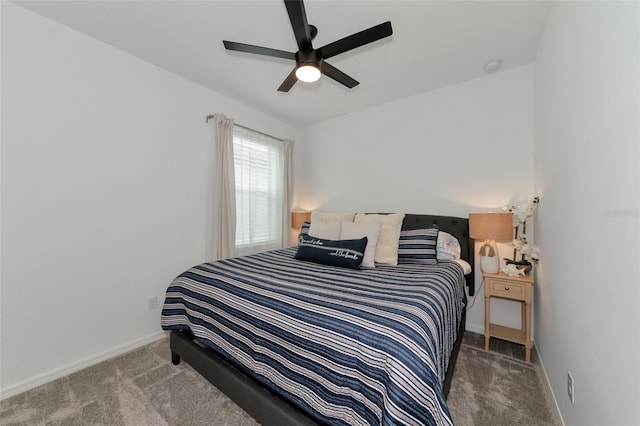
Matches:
[15,1,550,126]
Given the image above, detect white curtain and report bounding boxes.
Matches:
[281,138,294,247]
[209,113,236,260]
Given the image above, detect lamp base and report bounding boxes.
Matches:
[480,255,500,274]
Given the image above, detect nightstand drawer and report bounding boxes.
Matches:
[489,279,526,299]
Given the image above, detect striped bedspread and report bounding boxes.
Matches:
[161,248,466,426]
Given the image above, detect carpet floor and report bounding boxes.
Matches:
[0,332,561,425]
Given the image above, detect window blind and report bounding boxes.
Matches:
[233,126,284,255]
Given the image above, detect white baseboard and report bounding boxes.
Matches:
[0,331,168,401]
[536,345,566,426]
[465,321,484,335]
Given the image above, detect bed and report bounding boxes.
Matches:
[161,214,474,425]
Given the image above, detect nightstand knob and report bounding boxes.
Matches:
[504,286,510,290]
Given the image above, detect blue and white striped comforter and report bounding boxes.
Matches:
[161,248,466,426]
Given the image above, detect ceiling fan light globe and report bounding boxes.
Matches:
[295,65,321,83]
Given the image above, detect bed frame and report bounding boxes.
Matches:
[170,214,474,425]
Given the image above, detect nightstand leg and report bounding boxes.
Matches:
[525,302,531,362]
[484,295,490,352]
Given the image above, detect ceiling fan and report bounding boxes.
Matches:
[223,0,393,92]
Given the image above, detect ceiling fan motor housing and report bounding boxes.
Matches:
[295,50,321,68]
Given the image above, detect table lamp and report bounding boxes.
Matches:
[469,212,513,274]
[291,211,311,230]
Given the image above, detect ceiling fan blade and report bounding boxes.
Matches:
[223,40,295,60]
[277,68,298,92]
[317,21,392,60]
[284,0,312,50]
[320,62,359,88]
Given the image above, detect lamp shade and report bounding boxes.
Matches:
[291,211,312,230]
[469,212,513,241]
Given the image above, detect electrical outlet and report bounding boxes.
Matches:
[567,371,575,404]
[147,296,159,311]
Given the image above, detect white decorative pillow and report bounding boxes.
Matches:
[311,211,355,223]
[308,220,341,240]
[354,213,405,265]
[455,259,472,275]
[437,231,462,261]
[340,221,382,268]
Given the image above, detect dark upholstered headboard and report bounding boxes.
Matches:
[401,214,475,296]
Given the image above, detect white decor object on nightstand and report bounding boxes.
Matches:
[502,263,525,277]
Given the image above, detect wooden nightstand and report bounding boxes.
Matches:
[483,272,534,362]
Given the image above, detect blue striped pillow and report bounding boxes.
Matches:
[294,235,368,269]
[298,221,311,242]
[397,226,439,264]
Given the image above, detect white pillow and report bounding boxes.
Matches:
[437,231,462,261]
[354,213,405,265]
[455,259,472,275]
[308,220,341,240]
[340,221,382,268]
[311,211,355,223]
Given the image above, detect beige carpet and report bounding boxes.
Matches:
[0,333,560,425]
[448,343,559,426]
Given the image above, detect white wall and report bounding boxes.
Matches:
[534,2,640,425]
[295,65,535,333]
[0,2,298,398]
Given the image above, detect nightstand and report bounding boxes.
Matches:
[483,272,534,362]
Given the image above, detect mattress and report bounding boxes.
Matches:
[161,247,466,425]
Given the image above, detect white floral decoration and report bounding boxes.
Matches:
[512,239,525,251]
[502,196,540,227]
[503,195,542,265]
[522,244,541,262]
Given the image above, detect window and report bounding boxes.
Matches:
[233,126,284,255]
